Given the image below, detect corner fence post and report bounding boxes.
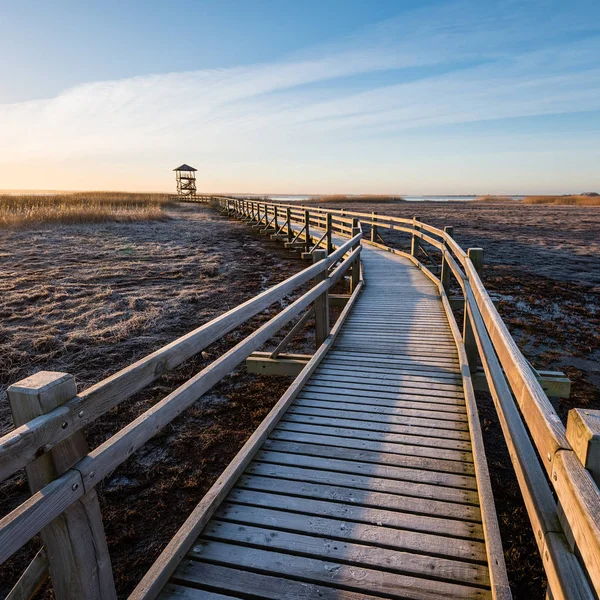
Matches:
[411,216,421,259]
[371,211,378,243]
[304,209,311,253]
[464,248,484,373]
[326,213,333,254]
[7,372,116,600]
[441,225,454,294]
[350,222,361,293]
[313,249,330,348]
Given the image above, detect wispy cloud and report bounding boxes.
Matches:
[1,0,599,192]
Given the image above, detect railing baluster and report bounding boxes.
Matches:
[411,215,421,258]
[441,225,454,294]
[313,249,330,347]
[464,248,484,373]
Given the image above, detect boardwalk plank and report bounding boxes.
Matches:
[282,413,472,443]
[186,542,491,599]
[227,487,483,539]
[263,438,474,475]
[201,521,490,587]
[273,423,474,461]
[293,398,468,421]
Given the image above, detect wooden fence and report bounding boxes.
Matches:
[1,196,598,600]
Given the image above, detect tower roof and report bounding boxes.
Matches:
[173,164,197,172]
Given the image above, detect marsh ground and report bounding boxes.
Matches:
[0,203,313,597]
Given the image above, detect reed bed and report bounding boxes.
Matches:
[311,194,404,204]
[0,192,174,227]
[475,195,518,202]
[522,195,600,206]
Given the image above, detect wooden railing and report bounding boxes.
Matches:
[2,195,598,599]
[0,210,361,600]
[218,197,600,600]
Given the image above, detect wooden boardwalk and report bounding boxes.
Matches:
[160,245,497,599]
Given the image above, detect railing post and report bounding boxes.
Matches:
[441,225,454,294]
[286,207,292,241]
[371,211,378,243]
[273,205,278,232]
[7,372,116,600]
[464,248,484,373]
[326,213,333,254]
[567,409,600,487]
[350,223,361,293]
[411,216,421,259]
[313,250,330,348]
[304,209,311,253]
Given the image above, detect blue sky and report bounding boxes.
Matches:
[1,0,599,194]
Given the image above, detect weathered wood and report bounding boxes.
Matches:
[165,562,384,600]
[351,225,361,292]
[6,548,48,600]
[269,308,314,359]
[464,290,593,599]
[438,277,513,600]
[329,293,350,307]
[7,372,116,600]
[304,208,311,252]
[188,541,490,600]
[473,369,571,399]
[313,249,330,347]
[370,210,378,242]
[326,212,333,253]
[0,469,83,566]
[464,248,483,373]
[441,225,454,294]
[411,215,421,257]
[263,436,474,475]
[566,409,600,487]
[200,520,490,587]
[271,426,472,462]
[215,502,485,560]
[246,353,311,376]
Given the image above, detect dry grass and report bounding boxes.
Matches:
[475,195,517,202]
[0,192,174,227]
[522,195,600,206]
[311,194,404,204]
